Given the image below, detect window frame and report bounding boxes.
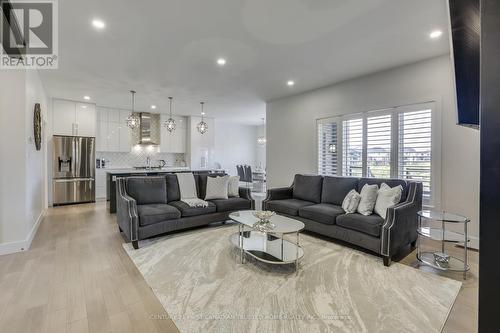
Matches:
[316,101,440,207]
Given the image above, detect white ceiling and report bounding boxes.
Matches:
[40,0,450,125]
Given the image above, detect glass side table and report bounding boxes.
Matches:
[416,210,470,280]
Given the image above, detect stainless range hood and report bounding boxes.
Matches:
[139,112,157,145]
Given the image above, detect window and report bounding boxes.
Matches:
[367,114,392,178]
[317,103,436,205]
[317,121,338,176]
[342,118,363,177]
[398,109,432,201]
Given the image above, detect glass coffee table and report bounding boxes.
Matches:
[229,211,305,271]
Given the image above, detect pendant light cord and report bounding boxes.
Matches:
[169,97,173,118]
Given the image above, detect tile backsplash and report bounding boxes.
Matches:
[97,149,185,169]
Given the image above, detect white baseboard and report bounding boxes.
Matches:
[0,210,46,256]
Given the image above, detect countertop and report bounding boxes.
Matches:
[100,167,225,175]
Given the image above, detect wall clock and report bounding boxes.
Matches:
[34,103,42,151]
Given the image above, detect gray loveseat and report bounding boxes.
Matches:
[117,174,254,249]
[263,174,422,266]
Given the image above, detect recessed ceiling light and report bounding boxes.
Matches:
[287,80,295,86]
[92,19,106,29]
[217,58,226,66]
[429,30,443,39]
[83,95,91,100]
[150,105,157,110]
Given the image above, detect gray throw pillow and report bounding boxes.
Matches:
[228,176,240,197]
[205,175,230,200]
[357,184,379,216]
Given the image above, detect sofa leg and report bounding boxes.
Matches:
[383,256,392,267]
[132,240,139,249]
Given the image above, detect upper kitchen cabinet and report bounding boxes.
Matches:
[96,107,132,152]
[160,115,187,153]
[52,99,96,137]
[75,103,96,137]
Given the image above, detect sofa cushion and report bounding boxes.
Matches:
[168,201,217,217]
[137,204,181,226]
[321,176,359,205]
[358,178,408,203]
[127,177,167,205]
[293,174,323,203]
[267,199,315,216]
[298,204,345,225]
[336,213,384,237]
[165,174,181,202]
[210,197,251,212]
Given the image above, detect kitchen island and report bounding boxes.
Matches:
[105,168,225,213]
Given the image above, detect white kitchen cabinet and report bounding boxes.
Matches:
[160,115,187,153]
[75,103,96,137]
[96,107,132,152]
[97,121,107,151]
[52,99,96,136]
[119,125,131,152]
[95,169,107,199]
[107,121,120,151]
[53,99,76,136]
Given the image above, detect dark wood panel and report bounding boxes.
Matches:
[479,0,500,331]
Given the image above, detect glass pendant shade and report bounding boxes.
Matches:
[197,102,208,134]
[126,90,140,129]
[164,96,176,132]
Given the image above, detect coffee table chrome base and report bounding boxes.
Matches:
[231,225,303,271]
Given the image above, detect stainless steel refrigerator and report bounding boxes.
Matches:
[53,135,95,205]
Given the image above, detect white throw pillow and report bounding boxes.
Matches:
[342,189,361,214]
[374,183,403,219]
[205,176,230,200]
[357,184,379,216]
[228,176,240,197]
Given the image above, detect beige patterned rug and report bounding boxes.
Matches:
[123,224,461,333]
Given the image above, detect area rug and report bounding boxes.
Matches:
[123,225,461,333]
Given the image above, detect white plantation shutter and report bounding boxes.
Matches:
[366,114,392,178]
[342,118,363,177]
[318,121,338,175]
[398,109,432,203]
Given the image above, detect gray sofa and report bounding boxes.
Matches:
[117,174,254,249]
[262,174,422,266]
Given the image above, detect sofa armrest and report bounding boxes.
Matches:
[238,187,255,210]
[262,186,293,210]
[116,178,139,244]
[380,182,423,257]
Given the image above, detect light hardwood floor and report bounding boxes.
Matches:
[0,202,478,332]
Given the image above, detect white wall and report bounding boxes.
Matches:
[25,71,49,232]
[255,124,266,170]
[266,55,480,245]
[0,70,48,254]
[187,116,215,169]
[214,121,258,176]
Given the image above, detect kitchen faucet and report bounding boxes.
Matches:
[146,156,151,170]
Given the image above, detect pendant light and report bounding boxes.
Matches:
[257,117,266,145]
[126,90,140,129]
[197,102,208,134]
[164,96,176,132]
